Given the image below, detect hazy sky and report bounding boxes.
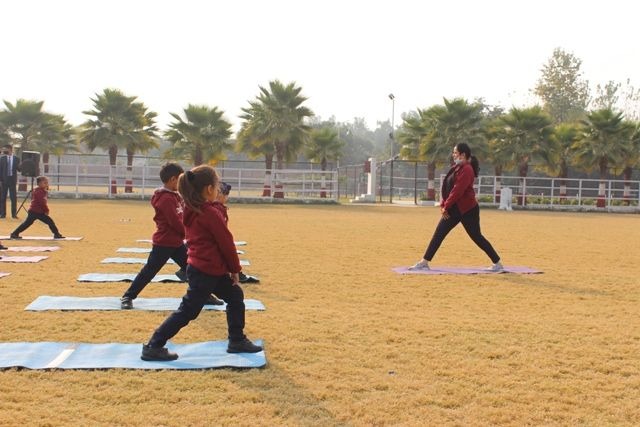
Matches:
[2,0,639,131]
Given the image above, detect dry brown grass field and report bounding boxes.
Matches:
[0,200,638,426]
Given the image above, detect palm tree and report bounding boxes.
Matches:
[574,109,633,207]
[241,80,313,198]
[124,103,158,192]
[237,101,276,196]
[164,104,232,168]
[38,114,78,174]
[0,99,47,152]
[306,127,343,197]
[550,123,580,201]
[495,106,554,205]
[81,89,158,194]
[482,117,512,202]
[398,98,485,201]
[622,122,640,204]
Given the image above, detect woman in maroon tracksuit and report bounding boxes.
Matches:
[141,165,261,361]
[409,143,503,271]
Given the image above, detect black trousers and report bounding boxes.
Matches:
[148,265,246,348]
[423,205,500,263]
[12,211,60,236]
[123,244,187,299]
[1,176,17,217]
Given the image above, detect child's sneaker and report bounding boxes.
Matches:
[0,244,7,250]
[120,296,133,310]
[408,259,430,270]
[227,338,262,353]
[9,234,21,239]
[53,234,65,239]
[204,294,224,306]
[141,344,178,361]
[485,261,504,272]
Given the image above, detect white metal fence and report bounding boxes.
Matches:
[33,160,338,201]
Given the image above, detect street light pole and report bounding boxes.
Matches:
[388,93,395,203]
[388,93,395,159]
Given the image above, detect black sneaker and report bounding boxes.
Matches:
[141,344,178,361]
[174,269,187,282]
[53,234,65,239]
[120,296,133,310]
[0,245,7,250]
[9,234,21,239]
[227,338,262,353]
[204,295,224,306]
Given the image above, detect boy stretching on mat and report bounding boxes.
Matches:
[141,165,262,361]
[120,163,222,309]
[10,176,64,240]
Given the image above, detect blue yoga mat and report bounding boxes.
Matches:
[77,273,183,282]
[136,239,247,246]
[117,247,245,255]
[26,296,266,311]
[0,340,266,370]
[102,257,250,266]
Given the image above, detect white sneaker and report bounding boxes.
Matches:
[486,261,504,272]
[408,260,430,270]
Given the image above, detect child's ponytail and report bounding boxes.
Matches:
[178,165,219,213]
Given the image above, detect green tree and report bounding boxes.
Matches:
[620,120,639,204]
[495,106,554,205]
[0,99,47,151]
[306,127,343,198]
[81,88,158,194]
[573,109,632,207]
[241,80,313,197]
[534,48,590,123]
[237,101,275,196]
[39,114,78,174]
[550,122,580,200]
[398,98,485,201]
[164,104,231,167]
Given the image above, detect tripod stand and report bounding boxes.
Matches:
[17,177,35,216]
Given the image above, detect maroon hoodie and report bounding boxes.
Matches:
[29,187,49,215]
[183,201,241,276]
[151,187,185,247]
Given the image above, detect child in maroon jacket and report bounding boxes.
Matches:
[141,165,262,361]
[10,176,64,239]
[120,163,222,309]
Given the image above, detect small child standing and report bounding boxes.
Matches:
[120,163,222,309]
[10,176,64,239]
[141,165,262,361]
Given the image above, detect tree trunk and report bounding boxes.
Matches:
[262,154,273,197]
[518,161,528,206]
[597,159,607,208]
[43,152,50,174]
[125,148,134,193]
[194,147,203,166]
[494,165,503,203]
[320,158,327,198]
[558,160,568,202]
[273,151,284,199]
[426,162,436,201]
[622,166,632,206]
[109,145,118,195]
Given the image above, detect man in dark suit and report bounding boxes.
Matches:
[0,145,21,218]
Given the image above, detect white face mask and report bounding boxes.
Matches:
[454,159,463,165]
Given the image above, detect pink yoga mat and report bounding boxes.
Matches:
[393,266,542,275]
[0,256,49,263]
[3,246,61,252]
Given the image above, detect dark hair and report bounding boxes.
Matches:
[220,182,231,196]
[36,176,48,185]
[159,162,184,183]
[455,142,480,177]
[177,165,219,213]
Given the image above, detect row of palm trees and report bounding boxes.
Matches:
[0,80,343,196]
[398,98,640,207]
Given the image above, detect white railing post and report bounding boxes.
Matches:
[550,178,555,207]
[578,179,582,206]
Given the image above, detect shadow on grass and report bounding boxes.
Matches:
[496,274,611,297]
